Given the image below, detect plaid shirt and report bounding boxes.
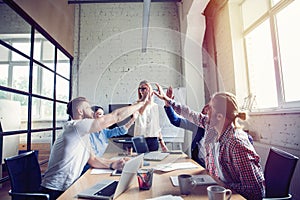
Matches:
[171,101,265,200]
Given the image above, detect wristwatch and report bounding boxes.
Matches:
[109,162,114,170]
[168,99,175,106]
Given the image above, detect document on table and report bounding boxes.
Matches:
[153,162,199,172]
[90,168,113,174]
[146,195,183,200]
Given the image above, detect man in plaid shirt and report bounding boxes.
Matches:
[154,84,265,200]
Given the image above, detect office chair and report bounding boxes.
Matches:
[263,147,299,199]
[4,150,49,200]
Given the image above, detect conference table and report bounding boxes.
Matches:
[57,152,245,200]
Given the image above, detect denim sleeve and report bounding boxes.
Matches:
[102,126,128,138]
[164,106,200,132]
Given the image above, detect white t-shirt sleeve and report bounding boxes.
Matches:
[73,118,94,136]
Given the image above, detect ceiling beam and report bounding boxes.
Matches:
[142,0,151,52]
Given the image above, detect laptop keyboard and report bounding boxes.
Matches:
[94,181,118,196]
[144,152,169,161]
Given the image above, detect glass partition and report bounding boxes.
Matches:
[0,1,72,175]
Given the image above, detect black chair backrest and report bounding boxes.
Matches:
[132,135,149,154]
[4,150,42,194]
[264,147,299,198]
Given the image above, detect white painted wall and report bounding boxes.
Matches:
[0,100,21,163]
[74,3,182,111]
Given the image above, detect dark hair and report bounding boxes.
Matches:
[91,105,103,112]
[66,97,88,119]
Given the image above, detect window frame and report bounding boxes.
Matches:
[0,0,73,155]
[241,0,300,113]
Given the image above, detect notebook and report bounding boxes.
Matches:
[77,154,144,200]
[170,174,217,187]
[131,136,169,161]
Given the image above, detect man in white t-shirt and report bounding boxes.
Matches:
[40,96,149,200]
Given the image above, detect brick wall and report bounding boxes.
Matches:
[74,2,183,109]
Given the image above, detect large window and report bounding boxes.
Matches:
[242,0,300,111]
[0,1,72,166]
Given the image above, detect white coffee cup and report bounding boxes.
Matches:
[178,174,196,195]
[207,185,232,200]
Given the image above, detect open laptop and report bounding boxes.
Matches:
[131,136,169,161]
[77,154,144,200]
[170,174,217,187]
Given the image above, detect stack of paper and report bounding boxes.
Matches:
[146,195,183,200]
[153,162,199,172]
[90,168,113,174]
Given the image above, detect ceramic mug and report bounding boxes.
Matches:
[178,174,197,195]
[207,185,232,200]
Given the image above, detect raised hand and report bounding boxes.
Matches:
[166,86,174,99]
[153,83,169,101]
[138,90,149,102]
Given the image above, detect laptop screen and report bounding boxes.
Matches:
[77,154,144,200]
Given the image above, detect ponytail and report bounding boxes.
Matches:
[236,112,246,121]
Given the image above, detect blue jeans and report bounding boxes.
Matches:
[40,186,63,200]
[145,137,159,151]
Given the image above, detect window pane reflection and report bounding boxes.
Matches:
[245,20,278,108]
[0,93,27,130]
[56,76,70,101]
[57,62,70,79]
[0,44,9,61]
[32,64,54,98]
[0,64,9,87]
[276,0,300,102]
[12,65,29,92]
[34,32,55,70]
[56,102,68,121]
[32,97,53,121]
[12,42,31,60]
[57,50,70,78]
[0,98,22,131]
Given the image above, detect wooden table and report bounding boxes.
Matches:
[58,153,245,200]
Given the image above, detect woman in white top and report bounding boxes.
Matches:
[134,80,168,152]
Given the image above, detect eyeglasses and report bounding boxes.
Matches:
[138,87,147,91]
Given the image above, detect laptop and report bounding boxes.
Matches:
[77,154,144,200]
[131,136,169,161]
[170,174,217,187]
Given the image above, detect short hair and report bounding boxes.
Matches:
[66,97,88,119]
[91,105,103,113]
